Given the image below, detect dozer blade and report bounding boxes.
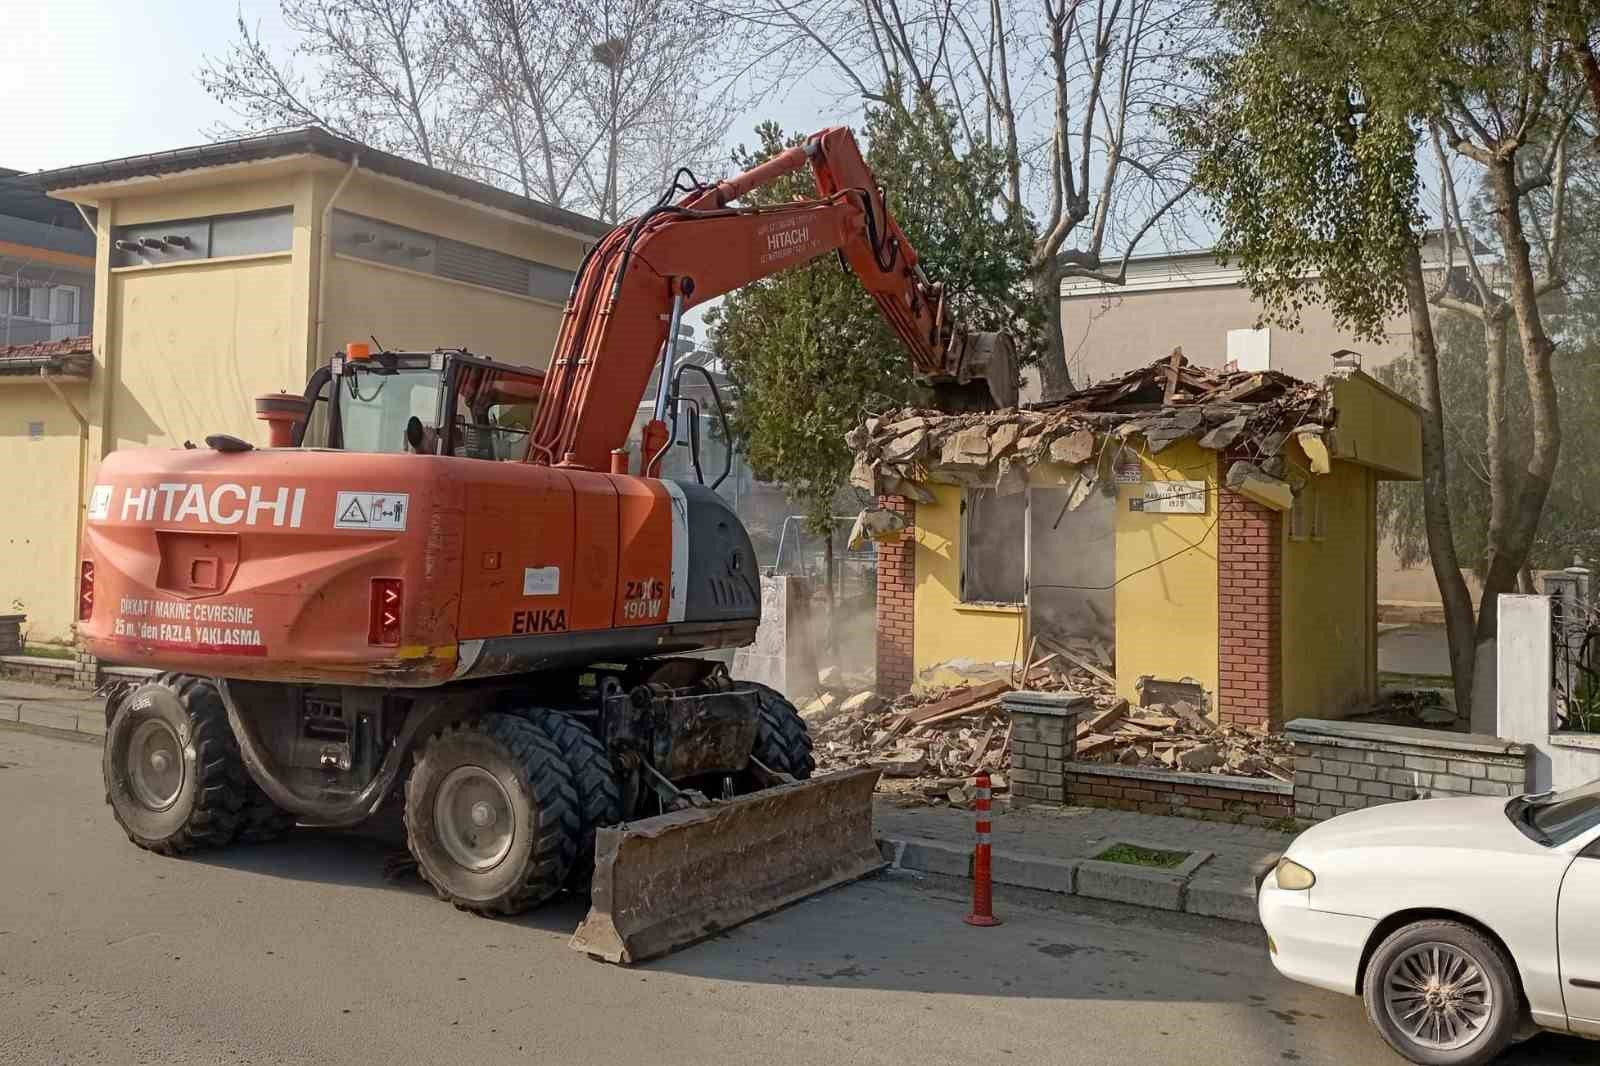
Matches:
[571,767,885,964]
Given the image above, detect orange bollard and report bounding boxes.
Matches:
[963,770,1002,927]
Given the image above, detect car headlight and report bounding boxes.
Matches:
[1275,857,1316,890]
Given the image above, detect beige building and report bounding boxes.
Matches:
[1054,241,1470,615]
[6,128,606,645]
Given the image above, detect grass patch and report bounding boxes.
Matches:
[22,644,76,661]
[1093,843,1190,869]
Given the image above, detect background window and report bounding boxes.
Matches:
[962,488,1026,604]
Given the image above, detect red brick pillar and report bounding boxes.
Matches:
[875,495,916,697]
[1217,477,1283,731]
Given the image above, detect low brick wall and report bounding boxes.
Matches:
[1286,718,1530,822]
[1064,763,1295,826]
[1004,690,1092,805]
[2,654,146,690]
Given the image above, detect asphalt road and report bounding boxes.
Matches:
[1,728,1592,1066]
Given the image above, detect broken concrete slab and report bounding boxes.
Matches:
[1198,414,1248,450]
[940,426,991,467]
[987,422,1020,457]
[846,506,907,550]
[1296,429,1331,474]
[1226,460,1293,511]
[1049,428,1096,464]
[871,750,929,777]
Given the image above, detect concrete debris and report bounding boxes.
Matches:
[815,635,1291,803]
[846,506,907,550]
[1075,701,1294,781]
[847,353,1338,495]
[1049,428,1096,464]
[870,750,928,777]
[817,665,845,690]
[838,690,885,717]
[801,691,840,721]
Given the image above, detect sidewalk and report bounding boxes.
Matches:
[0,676,106,740]
[873,795,1292,925]
[2,678,1287,925]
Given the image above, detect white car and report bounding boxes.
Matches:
[1259,780,1600,1065]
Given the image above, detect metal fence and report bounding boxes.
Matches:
[1547,567,1600,732]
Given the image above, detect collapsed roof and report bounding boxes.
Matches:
[847,352,1349,507]
[0,335,93,379]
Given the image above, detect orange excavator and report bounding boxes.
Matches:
[80,127,1015,962]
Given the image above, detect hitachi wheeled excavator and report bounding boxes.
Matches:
[79,127,1016,963]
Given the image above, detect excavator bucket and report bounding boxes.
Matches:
[571,767,885,964]
[963,331,1019,409]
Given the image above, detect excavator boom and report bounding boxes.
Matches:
[529,126,1016,471]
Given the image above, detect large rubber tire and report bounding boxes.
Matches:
[238,784,298,843]
[523,711,622,892]
[404,713,580,915]
[748,683,815,779]
[1361,919,1523,1066]
[103,673,246,854]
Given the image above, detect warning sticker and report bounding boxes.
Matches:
[110,596,267,656]
[334,492,410,531]
[87,484,113,520]
[522,566,560,597]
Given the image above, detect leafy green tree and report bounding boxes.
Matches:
[707,99,1037,544]
[1171,0,1596,716]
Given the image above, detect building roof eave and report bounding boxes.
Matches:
[31,127,611,241]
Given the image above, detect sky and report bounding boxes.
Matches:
[0,0,849,338]
[0,0,844,174]
[1,1,296,172]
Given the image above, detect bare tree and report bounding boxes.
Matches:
[202,0,742,222]
[201,0,460,167]
[716,0,1207,396]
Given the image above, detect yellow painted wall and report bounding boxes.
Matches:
[912,483,1027,678]
[1331,372,1423,480]
[29,157,597,658]
[1282,454,1378,719]
[314,170,585,371]
[323,257,566,370]
[1112,440,1220,705]
[327,171,587,270]
[0,389,88,643]
[106,257,299,450]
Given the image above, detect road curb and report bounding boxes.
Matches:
[877,833,1263,927]
[0,702,106,744]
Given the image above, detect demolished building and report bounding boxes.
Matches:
[850,352,1423,734]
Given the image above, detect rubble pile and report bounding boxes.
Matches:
[802,634,1292,807]
[1072,697,1295,779]
[804,638,1297,805]
[846,352,1342,506]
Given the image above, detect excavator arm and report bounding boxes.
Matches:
[528,126,1017,471]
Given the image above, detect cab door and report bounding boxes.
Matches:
[1559,832,1600,1036]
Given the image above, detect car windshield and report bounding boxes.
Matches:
[1508,779,1600,846]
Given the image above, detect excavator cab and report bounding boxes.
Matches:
[267,345,544,459]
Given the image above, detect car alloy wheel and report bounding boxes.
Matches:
[1381,942,1493,1052]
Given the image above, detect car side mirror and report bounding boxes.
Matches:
[405,416,426,452]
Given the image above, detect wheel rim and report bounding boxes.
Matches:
[433,765,515,872]
[127,718,185,811]
[1382,942,1494,1052]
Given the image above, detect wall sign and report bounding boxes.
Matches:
[1130,480,1207,514]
